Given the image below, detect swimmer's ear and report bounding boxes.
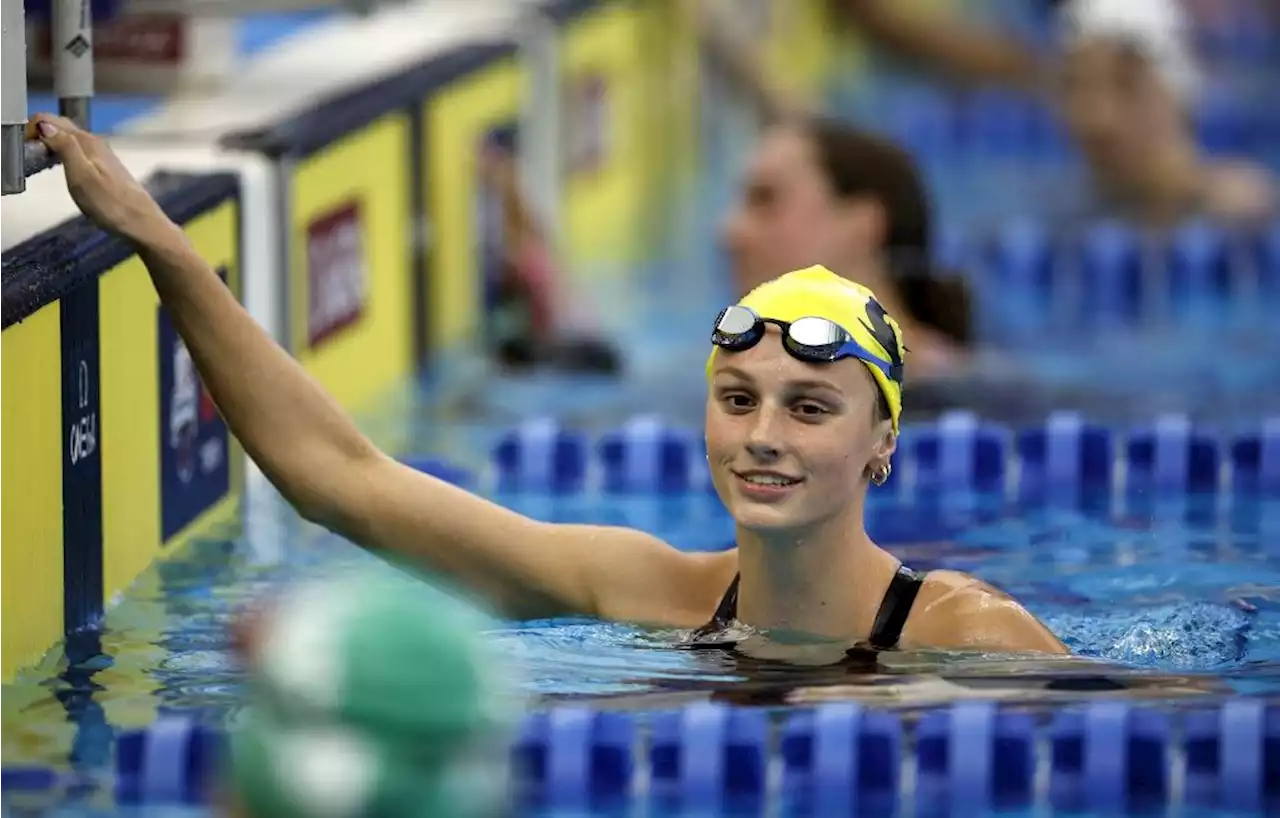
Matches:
[875,425,897,460]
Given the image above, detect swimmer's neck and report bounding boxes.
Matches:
[733,504,900,640]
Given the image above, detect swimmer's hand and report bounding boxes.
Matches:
[27,113,168,242]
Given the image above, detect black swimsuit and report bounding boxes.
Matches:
[688,564,928,652]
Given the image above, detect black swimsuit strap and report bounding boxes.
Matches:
[691,565,926,650]
[690,574,740,639]
[866,565,925,650]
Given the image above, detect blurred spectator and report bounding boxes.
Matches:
[1050,0,1275,225]
[719,115,971,380]
[478,143,621,375]
[693,0,1276,227]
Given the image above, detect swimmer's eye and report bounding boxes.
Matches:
[744,182,776,209]
[792,401,831,419]
[718,391,756,412]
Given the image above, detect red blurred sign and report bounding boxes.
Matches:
[33,15,187,65]
[306,202,367,349]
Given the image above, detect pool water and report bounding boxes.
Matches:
[4,386,1279,768]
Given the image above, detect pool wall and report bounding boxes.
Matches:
[1,172,247,682]
[0,0,805,685]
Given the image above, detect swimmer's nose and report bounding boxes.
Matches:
[744,406,784,462]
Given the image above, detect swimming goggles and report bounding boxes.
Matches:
[710,304,901,383]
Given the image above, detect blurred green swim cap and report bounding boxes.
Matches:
[227,567,521,818]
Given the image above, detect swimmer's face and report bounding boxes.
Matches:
[721,126,873,296]
[1057,39,1184,176]
[705,327,895,535]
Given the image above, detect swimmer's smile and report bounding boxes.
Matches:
[733,468,805,501]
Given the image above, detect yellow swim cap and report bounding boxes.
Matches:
[706,265,907,432]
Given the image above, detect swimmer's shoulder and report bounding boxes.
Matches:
[903,570,1069,655]
[1202,160,1276,224]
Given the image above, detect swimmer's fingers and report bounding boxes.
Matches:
[27,113,92,168]
[27,112,165,238]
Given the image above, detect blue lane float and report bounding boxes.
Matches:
[649,703,769,810]
[904,410,1008,493]
[596,415,698,494]
[872,83,1280,161]
[1230,417,1280,495]
[1016,411,1115,497]
[1184,699,1280,812]
[1,766,61,792]
[1168,219,1233,304]
[914,702,1036,815]
[1078,221,1145,324]
[114,717,222,806]
[491,419,589,493]
[1124,415,1223,495]
[1047,704,1172,814]
[486,413,1280,497]
[779,704,901,816]
[956,216,1280,331]
[513,707,635,810]
[7,701,1277,813]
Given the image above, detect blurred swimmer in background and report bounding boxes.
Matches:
[685,2,974,381]
[476,131,622,375]
[694,0,1274,227]
[718,114,972,381]
[1048,0,1274,224]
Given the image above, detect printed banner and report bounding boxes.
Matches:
[289,113,413,411]
[25,12,238,94]
[306,202,368,349]
[157,269,230,543]
[563,73,610,177]
[60,280,103,635]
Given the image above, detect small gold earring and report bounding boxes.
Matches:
[871,462,892,486]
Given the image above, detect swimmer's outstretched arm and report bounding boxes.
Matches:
[32,113,728,624]
[836,1,1043,90]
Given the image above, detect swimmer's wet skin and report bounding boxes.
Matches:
[33,112,1065,664]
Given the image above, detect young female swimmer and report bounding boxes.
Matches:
[31,113,1067,656]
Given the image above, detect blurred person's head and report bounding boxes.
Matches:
[1054,0,1201,189]
[720,117,971,350]
[224,569,521,818]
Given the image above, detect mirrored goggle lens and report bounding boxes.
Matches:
[712,305,761,348]
[786,316,852,360]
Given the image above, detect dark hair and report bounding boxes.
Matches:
[801,116,973,346]
[873,389,892,426]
